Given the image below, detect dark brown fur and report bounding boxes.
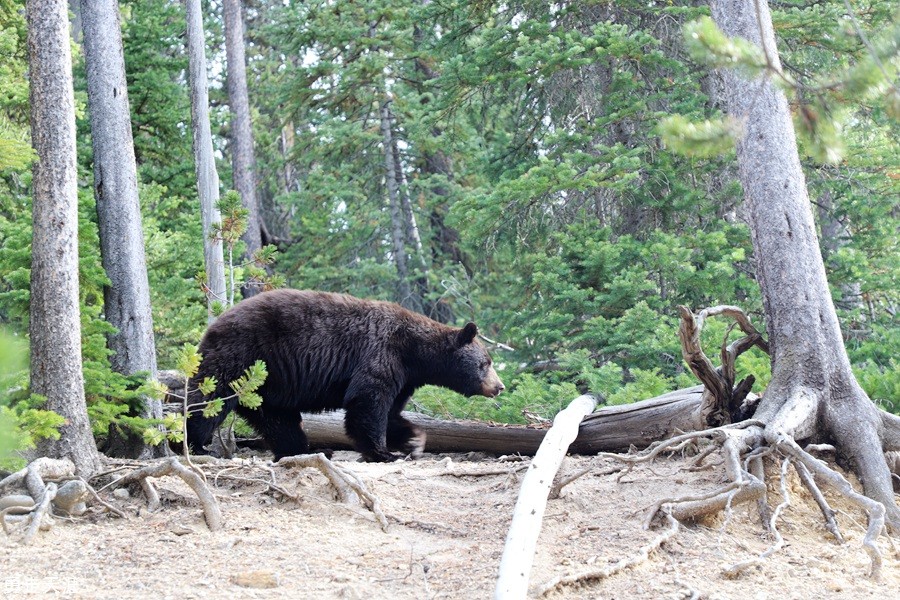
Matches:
[186,289,504,461]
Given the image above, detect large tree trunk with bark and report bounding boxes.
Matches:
[80,0,162,458]
[185,0,226,321]
[711,0,900,528]
[26,0,100,477]
[222,0,263,293]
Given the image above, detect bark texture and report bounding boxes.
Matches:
[185,0,226,321]
[711,0,899,527]
[222,0,263,285]
[26,0,100,477]
[81,0,162,456]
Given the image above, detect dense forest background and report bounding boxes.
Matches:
[0,0,897,453]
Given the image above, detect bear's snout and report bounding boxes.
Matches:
[481,368,505,398]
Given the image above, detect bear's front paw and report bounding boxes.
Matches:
[404,429,426,459]
[361,449,404,463]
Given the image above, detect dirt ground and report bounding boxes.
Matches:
[2,448,898,599]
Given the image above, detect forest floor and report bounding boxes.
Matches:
[1,448,898,599]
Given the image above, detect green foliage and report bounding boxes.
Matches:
[0,330,30,469]
[176,342,202,380]
[0,138,33,171]
[201,398,224,420]
[682,16,766,75]
[0,331,67,470]
[657,115,738,158]
[0,185,163,446]
[140,183,206,368]
[0,0,30,172]
[848,324,900,412]
[211,190,282,307]
[607,368,682,407]
[229,360,267,409]
[154,343,267,450]
[214,190,249,247]
[854,360,900,413]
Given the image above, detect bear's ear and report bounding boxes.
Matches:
[456,322,479,346]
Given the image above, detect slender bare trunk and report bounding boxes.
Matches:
[711,0,899,527]
[392,138,425,260]
[280,122,296,194]
[380,99,418,311]
[185,0,226,321]
[27,0,100,477]
[222,0,262,296]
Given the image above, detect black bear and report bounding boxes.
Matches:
[185,289,505,461]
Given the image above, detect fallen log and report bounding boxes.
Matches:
[301,385,714,456]
[163,366,747,456]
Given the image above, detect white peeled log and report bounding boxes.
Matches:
[495,394,598,599]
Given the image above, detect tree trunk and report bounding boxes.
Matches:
[391,117,430,311]
[380,99,419,312]
[26,0,100,477]
[711,0,900,527]
[222,0,263,295]
[81,0,163,458]
[185,0,226,322]
[280,121,297,194]
[392,137,425,262]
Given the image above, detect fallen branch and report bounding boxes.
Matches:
[495,394,598,599]
[160,369,722,456]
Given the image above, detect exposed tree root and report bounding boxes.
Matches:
[2,452,394,542]
[598,415,890,580]
[112,456,224,532]
[722,457,790,577]
[536,510,680,597]
[747,454,771,530]
[775,437,885,579]
[20,482,56,545]
[1,458,78,544]
[549,465,592,499]
[793,459,843,543]
[277,453,389,531]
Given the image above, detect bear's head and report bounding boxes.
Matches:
[448,323,505,398]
